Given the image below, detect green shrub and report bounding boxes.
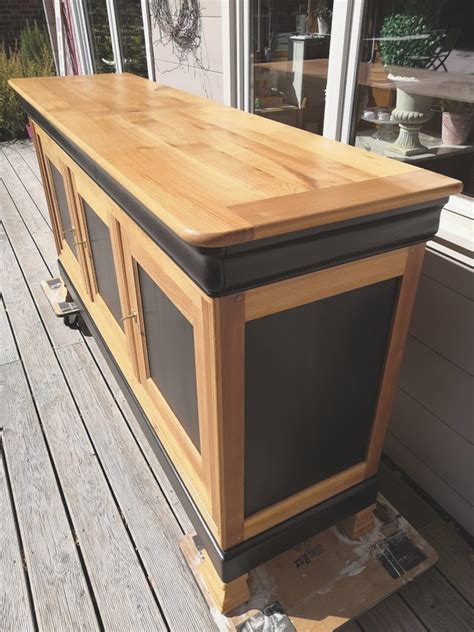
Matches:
[0,23,55,141]
[379,13,441,69]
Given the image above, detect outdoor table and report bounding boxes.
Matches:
[10,73,461,612]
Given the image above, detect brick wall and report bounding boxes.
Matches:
[1,0,47,52]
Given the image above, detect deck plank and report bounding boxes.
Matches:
[0,436,35,632]
[0,300,19,365]
[1,225,167,631]
[0,305,97,631]
[15,140,42,181]
[84,334,194,534]
[58,341,216,631]
[0,149,56,273]
[357,594,427,632]
[0,180,82,349]
[2,143,51,228]
[399,569,473,631]
[421,518,474,606]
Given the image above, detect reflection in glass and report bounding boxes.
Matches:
[84,0,115,73]
[48,161,77,256]
[115,0,148,77]
[83,201,123,329]
[250,1,334,133]
[352,0,473,196]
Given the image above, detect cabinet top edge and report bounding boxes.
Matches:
[9,74,462,247]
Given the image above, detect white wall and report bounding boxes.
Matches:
[150,1,226,103]
[385,238,474,536]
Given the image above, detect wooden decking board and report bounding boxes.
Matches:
[83,334,194,534]
[357,594,428,632]
[0,435,36,632]
[14,139,43,181]
[0,303,98,631]
[1,140,473,631]
[0,180,82,350]
[421,519,474,606]
[1,143,51,229]
[0,150,57,273]
[57,341,216,630]
[399,569,474,631]
[1,225,167,631]
[0,299,19,366]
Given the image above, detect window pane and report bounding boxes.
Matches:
[138,265,200,451]
[84,0,115,73]
[48,161,76,256]
[115,0,148,77]
[351,0,473,196]
[250,0,334,134]
[83,201,123,328]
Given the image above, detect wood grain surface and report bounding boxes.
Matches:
[9,74,462,247]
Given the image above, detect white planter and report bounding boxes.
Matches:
[317,17,329,35]
[390,86,433,156]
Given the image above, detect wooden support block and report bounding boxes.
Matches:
[338,504,376,540]
[181,496,438,631]
[180,535,250,614]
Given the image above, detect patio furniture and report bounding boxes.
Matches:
[10,73,461,613]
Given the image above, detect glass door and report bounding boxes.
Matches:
[79,0,151,77]
[249,0,335,133]
[347,0,473,200]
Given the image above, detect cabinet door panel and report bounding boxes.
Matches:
[83,200,123,329]
[138,264,200,451]
[48,161,77,257]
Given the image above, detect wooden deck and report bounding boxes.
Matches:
[0,140,472,631]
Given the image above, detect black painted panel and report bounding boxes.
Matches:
[244,278,399,516]
[82,200,123,329]
[48,161,76,256]
[138,265,200,451]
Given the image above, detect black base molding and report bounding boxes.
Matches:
[60,263,378,583]
[27,101,445,297]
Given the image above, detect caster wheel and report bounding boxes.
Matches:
[64,313,79,329]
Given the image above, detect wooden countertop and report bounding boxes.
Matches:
[10,73,462,247]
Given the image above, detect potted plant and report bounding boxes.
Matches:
[379,12,441,155]
[439,97,474,145]
[312,2,332,35]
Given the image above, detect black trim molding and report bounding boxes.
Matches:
[25,100,446,297]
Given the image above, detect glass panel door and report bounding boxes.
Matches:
[82,0,149,77]
[83,0,116,72]
[82,200,124,328]
[249,0,334,134]
[114,0,148,77]
[349,0,473,197]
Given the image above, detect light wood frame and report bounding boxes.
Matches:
[34,123,425,552]
[32,122,91,300]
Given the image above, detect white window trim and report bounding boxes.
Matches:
[105,0,123,72]
[141,0,156,80]
[69,0,94,74]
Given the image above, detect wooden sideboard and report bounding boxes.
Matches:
[10,73,462,612]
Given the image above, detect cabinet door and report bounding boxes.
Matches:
[121,230,204,482]
[71,166,135,370]
[32,123,90,296]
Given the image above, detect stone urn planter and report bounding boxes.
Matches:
[387,70,433,156]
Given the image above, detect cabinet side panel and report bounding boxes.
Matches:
[244,278,399,516]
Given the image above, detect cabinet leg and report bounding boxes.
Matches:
[200,555,250,614]
[339,504,376,539]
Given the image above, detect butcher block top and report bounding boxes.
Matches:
[10,73,462,247]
